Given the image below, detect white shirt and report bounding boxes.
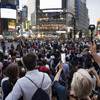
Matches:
[5,70,52,100]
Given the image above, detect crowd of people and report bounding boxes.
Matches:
[0,38,100,100]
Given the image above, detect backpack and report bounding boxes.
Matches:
[25,74,50,100]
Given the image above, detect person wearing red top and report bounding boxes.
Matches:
[40,66,51,75]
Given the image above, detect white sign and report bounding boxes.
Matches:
[43,10,63,12]
[56,31,66,33]
[40,0,62,9]
[1,8,16,19]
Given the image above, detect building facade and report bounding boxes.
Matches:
[27,0,89,38]
[66,0,74,25]
[76,0,89,31]
[0,0,17,35]
[28,0,67,38]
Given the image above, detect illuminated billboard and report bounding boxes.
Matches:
[40,0,66,10]
[1,8,16,19]
[8,20,15,31]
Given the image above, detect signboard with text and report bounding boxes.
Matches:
[1,8,16,19]
[8,20,15,31]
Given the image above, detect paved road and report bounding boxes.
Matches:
[0,41,18,54]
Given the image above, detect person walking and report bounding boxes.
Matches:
[1,40,6,54]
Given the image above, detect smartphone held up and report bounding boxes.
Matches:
[61,53,66,63]
[88,24,95,44]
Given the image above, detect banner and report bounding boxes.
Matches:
[8,20,15,31]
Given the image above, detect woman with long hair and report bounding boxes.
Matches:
[1,63,19,100]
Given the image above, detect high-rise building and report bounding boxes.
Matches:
[76,0,89,31]
[66,0,75,36]
[0,0,17,35]
[27,0,89,38]
[27,0,36,24]
[28,0,67,37]
[66,0,74,19]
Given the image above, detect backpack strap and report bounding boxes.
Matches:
[25,73,45,88]
[41,73,45,88]
[25,76,39,88]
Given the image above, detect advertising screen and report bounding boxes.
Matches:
[40,0,62,9]
[1,8,16,19]
[8,20,15,31]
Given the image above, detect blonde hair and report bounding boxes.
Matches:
[71,69,93,98]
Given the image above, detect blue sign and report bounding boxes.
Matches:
[0,2,16,9]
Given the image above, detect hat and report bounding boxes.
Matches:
[40,66,50,75]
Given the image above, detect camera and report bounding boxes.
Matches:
[89,25,95,43]
[89,25,95,32]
